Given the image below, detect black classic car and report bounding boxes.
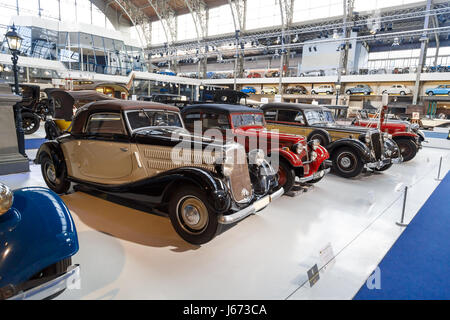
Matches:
[35,100,283,245]
[261,103,402,178]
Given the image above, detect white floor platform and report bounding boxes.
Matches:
[1,145,449,300]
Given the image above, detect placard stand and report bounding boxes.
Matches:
[0,82,29,175]
[396,186,409,227]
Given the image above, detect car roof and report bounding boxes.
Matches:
[181,103,263,114]
[261,102,329,112]
[80,99,180,113]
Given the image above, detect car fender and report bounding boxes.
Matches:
[0,187,78,290]
[307,129,332,146]
[34,141,66,176]
[384,138,401,158]
[268,149,305,178]
[392,132,418,140]
[160,167,232,213]
[327,138,372,162]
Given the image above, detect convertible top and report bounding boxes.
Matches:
[261,102,330,112]
[182,103,263,115]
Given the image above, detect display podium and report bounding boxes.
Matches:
[0,81,29,175]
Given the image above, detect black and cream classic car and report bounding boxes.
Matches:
[35,100,283,245]
[261,103,402,178]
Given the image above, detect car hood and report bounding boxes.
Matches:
[312,122,375,134]
[235,126,307,146]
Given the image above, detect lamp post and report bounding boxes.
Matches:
[5,24,26,158]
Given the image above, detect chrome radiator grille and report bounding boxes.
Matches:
[371,132,383,160]
[226,145,253,204]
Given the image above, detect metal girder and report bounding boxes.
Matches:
[228,0,245,31]
[146,0,177,44]
[279,0,294,28]
[113,0,152,47]
[185,0,208,40]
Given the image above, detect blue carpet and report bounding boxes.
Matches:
[354,172,450,300]
[25,138,47,150]
[424,131,449,139]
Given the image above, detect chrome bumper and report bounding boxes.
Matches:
[218,187,284,225]
[297,167,331,183]
[8,265,80,300]
[366,156,402,169]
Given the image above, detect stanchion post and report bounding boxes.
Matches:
[396,186,409,227]
[435,157,443,181]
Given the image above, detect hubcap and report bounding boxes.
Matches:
[46,163,57,183]
[340,156,352,168]
[177,196,209,235]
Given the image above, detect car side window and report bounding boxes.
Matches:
[264,110,277,121]
[85,113,125,135]
[184,113,201,132]
[278,110,305,124]
[202,113,230,131]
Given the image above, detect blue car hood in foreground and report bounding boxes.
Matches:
[0,187,78,288]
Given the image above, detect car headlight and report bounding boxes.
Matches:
[248,149,266,166]
[365,132,371,144]
[411,123,419,132]
[383,132,392,140]
[292,143,306,154]
[0,184,13,216]
[310,151,318,162]
[308,140,320,150]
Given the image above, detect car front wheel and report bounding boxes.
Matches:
[332,147,364,178]
[400,91,406,95]
[277,159,296,193]
[40,154,71,194]
[428,92,434,96]
[395,138,418,162]
[169,187,219,245]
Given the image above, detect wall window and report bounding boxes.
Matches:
[246,0,282,30]
[40,0,60,21]
[354,0,423,12]
[177,13,197,41]
[293,0,343,23]
[208,5,235,36]
[151,20,167,45]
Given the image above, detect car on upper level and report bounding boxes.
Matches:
[285,86,308,95]
[261,87,279,95]
[382,84,411,96]
[181,104,332,193]
[299,70,325,77]
[425,85,450,96]
[311,85,334,95]
[35,100,282,245]
[241,86,257,94]
[0,183,79,300]
[352,109,425,162]
[261,103,402,178]
[346,85,373,96]
[247,72,262,78]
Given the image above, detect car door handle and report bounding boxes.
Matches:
[120,147,129,152]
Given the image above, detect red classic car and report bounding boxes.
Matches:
[181,104,332,193]
[353,109,425,162]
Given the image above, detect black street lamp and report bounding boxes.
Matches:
[5,24,26,158]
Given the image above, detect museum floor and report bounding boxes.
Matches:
[2,128,449,300]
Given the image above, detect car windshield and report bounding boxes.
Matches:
[126,110,183,131]
[231,113,265,128]
[304,110,335,125]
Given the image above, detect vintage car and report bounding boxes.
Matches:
[345,85,373,96]
[181,104,332,193]
[0,183,79,300]
[261,87,278,95]
[382,85,411,96]
[299,70,325,77]
[261,103,402,178]
[353,109,425,162]
[247,72,262,78]
[44,89,116,140]
[285,86,308,95]
[311,85,334,95]
[12,84,54,135]
[35,100,283,245]
[241,87,257,94]
[425,85,450,96]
